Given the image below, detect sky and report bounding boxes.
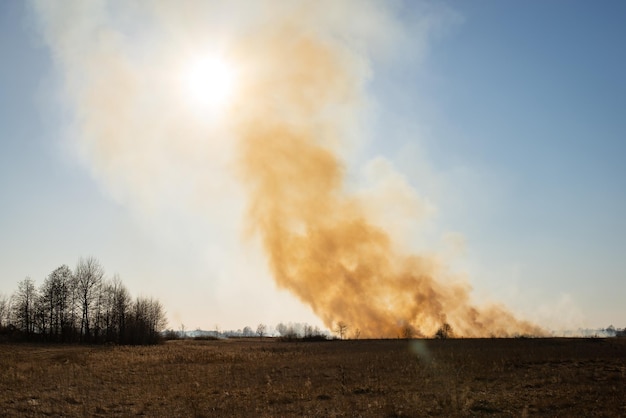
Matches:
[1,1,624,334]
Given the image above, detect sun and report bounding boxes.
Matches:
[183,55,236,110]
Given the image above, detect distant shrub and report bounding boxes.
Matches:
[193,335,219,341]
[163,329,180,340]
[278,334,329,343]
[302,335,328,342]
[434,323,454,339]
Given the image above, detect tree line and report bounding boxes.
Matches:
[0,257,166,345]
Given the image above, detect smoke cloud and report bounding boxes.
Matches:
[33,0,543,337]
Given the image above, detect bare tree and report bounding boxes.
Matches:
[64,271,79,342]
[335,321,348,340]
[33,291,48,337]
[40,265,73,341]
[313,326,324,339]
[128,297,149,344]
[110,276,131,343]
[276,322,287,337]
[75,257,104,342]
[12,277,37,336]
[435,322,453,339]
[126,296,167,344]
[353,328,361,340]
[256,323,267,338]
[401,324,415,340]
[276,322,299,339]
[304,324,314,339]
[1,257,167,346]
[0,293,9,328]
[92,275,130,344]
[124,296,166,345]
[97,279,114,342]
[148,298,167,338]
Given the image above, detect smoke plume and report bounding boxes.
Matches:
[33,0,543,337]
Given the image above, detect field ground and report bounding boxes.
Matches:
[0,338,624,417]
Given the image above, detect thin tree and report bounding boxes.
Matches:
[33,291,48,337]
[435,322,453,339]
[148,297,167,342]
[127,297,149,344]
[111,276,131,343]
[74,257,104,342]
[126,296,167,344]
[0,293,9,328]
[98,279,115,342]
[276,322,287,337]
[402,324,415,340]
[13,277,37,336]
[335,321,348,340]
[40,265,72,341]
[242,326,253,337]
[304,324,314,339]
[256,323,267,338]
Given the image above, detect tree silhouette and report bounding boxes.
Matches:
[1,257,167,345]
[13,277,37,336]
[402,324,416,340]
[0,293,9,328]
[75,257,104,342]
[243,326,253,337]
[335,321,348,340]
[435,322,453,339]
[256,323,267,338]
[40,265,73,341]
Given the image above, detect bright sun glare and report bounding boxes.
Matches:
[184,56,235,110]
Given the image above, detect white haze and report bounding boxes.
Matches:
[32,0,546,336]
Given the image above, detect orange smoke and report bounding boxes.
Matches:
[235,23,543,338]
[34,0,544,337]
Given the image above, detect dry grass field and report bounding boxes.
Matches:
[1,338,625,417]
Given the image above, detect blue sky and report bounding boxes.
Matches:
[367,1,626,329]
[1,1,624,332]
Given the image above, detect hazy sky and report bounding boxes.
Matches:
[1,1,624,333]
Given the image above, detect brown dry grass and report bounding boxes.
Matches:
[1,338,625,417]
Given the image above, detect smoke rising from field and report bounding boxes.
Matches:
[34,0,543,337]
